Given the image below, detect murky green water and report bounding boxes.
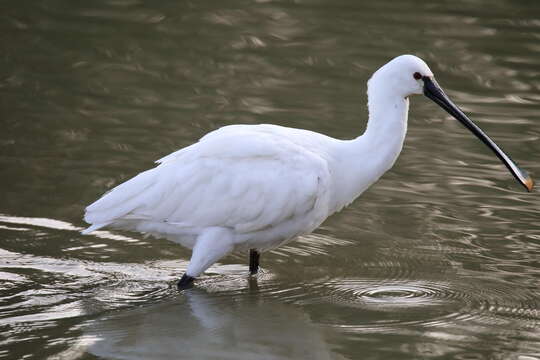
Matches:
[1,0,539,359]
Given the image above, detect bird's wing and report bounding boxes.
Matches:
[84,130,331,235]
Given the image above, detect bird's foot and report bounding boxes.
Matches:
[177,274,195,290]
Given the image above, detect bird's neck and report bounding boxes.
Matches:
[330,85,409,212]
[364,85,409,151]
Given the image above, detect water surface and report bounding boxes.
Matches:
[1,0,539,359]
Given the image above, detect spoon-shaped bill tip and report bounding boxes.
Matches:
[521,171,534,192]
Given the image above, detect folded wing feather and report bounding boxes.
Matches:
[83,129,331,236]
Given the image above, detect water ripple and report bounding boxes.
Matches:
[292,276,539,333]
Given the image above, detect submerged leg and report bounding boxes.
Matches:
[178,227,234,290]
[249,249,260,275]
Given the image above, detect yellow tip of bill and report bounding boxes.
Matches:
[523,176,534,192]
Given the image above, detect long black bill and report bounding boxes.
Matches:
[423,76,533,192]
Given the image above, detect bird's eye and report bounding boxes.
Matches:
[413,72,422,80]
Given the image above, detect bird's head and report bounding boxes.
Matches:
[370,54,433,97]
[369,54,533,192]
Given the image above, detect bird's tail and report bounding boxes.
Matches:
[83,168,158,232]
[81,222,110,235]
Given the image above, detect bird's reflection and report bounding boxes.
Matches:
[85,284,340,360]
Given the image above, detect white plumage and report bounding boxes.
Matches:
[85,125,335,249]
[83,54,531,287]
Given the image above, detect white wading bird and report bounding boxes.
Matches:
[83,55,533,289]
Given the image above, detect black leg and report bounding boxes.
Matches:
[249,249,260,275]
[177,273,195,290]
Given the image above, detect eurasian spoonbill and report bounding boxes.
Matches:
[83,55,533,289]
